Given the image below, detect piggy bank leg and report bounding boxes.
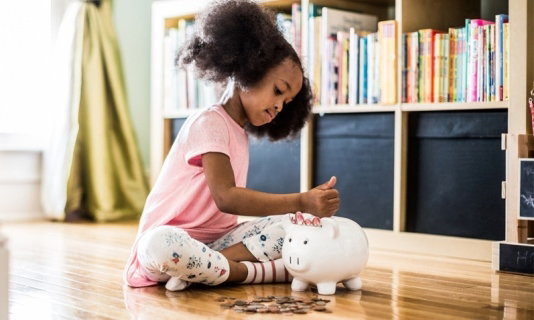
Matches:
[316,282,337,295]
[291,278,309,292]
[342,276,362,291]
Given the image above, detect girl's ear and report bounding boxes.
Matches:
[282,213,295,232]
[320,217,340,239]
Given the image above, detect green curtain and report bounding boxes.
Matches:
[64,0,148,221]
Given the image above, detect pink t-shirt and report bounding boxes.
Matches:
[123,105,249,287]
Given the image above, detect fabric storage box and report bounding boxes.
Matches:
[313,113,395,230]
[406,111,507,240]
[172,118,301,194]
[247,136,300,194]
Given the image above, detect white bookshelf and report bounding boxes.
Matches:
[150,0,533,262]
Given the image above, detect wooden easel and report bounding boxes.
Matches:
[493,135,534,274]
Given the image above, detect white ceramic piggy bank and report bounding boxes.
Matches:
[282,212,369,295]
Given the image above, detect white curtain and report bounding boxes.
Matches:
[40,2,85,219]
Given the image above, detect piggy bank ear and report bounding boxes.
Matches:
[320,217,340,239]
[282,213,295,232]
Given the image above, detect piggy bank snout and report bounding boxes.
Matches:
[284,250,310,272]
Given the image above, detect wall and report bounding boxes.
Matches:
[113,0,152,172]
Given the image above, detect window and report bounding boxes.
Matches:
[0,0,51,139]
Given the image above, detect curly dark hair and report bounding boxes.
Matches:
[176,0,313,141]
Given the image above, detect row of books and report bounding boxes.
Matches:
[163,19,218,112]
[402,15,510,103]
[163,5,510,111]
[163,10,302,112]
[305,5,397,105]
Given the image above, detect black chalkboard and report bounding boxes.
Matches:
[499,242,534,275]
[519,159,534,220]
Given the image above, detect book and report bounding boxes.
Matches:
[402,33,408,103]
[457,27,466,102]
[468,19,493,102]
[433,33,449,102]
[442,34,449,102]
[359,36,368,104]
[419,29,444,102]
[495,14,509,101]
[337,32,350,104]
[378,20,397,104]
[348,28,360,105]
[308,4,322,103]
[409,32,419,103]
[320,7,377,105]
[367,33,375,104]
[463,19,470,102]
[503,22,509,101]
[448,28,459,102]
[321,34,335,105]
[291,4,302,56]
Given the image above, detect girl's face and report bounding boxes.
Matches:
[239,58,303,126]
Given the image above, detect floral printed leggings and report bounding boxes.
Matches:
[137,216,285,286]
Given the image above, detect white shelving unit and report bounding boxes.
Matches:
[150,0,533,261]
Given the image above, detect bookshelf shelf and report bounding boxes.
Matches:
[151,0,533,262]
[401,101,508,112]
[313,104,397,113]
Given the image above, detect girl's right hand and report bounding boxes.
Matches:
[301,176,340,217]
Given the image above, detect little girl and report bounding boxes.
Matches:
[124,0,340,291]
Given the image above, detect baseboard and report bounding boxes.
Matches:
[0,149,44,221]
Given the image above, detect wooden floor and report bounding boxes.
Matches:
[3,222,534,319]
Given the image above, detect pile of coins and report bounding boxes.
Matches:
[216,296,332,315]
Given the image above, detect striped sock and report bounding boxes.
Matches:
[239,259,293,284]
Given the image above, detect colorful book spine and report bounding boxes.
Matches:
[329,36,339,105]
[314,17,322,104]
[337,32,350,104]
[464,19,470,102]
[490,23,495,101]
[419,29,443,102]
[291,4,302,57]
[402,33,408,103]
[468,19,493,102]
[367,33,375,104]
[503,22,509,101]
[480,25,488,101]
[448,28,457,102]
[457,27,466,102]
[433,33,441,102]
[373,34,380,103]
[378,20,397,104]
[410,32,419,103]
[321,35,334,105]
[442,34,449,103]
[495,14,509,101]
[348,28,360,105]
[359,37,368,104]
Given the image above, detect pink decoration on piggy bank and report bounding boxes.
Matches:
[282,212,369,295]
